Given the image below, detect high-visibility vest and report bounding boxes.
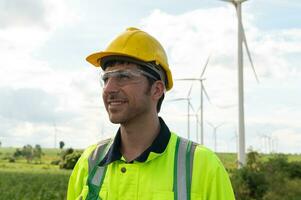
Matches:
[67,132,235,200]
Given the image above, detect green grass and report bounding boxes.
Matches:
[0,168,71,200]
[0,147,71,200]
[216,152,301,170]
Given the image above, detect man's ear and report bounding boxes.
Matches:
[151,80,165,101]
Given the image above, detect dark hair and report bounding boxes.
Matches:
[143,75,165,113]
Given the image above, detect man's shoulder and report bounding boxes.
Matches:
[81,137,114,159]
[193,144,226,173]
[170,132,223,168]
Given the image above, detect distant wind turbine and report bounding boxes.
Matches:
[189,106,201,143]
[170,84,194,139]
[220,0,259,167]
[207,122,225,152]
[176,56,212,145]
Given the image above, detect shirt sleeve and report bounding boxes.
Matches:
[207,163,235,200]
[67,145,96,200]
[191,146,235,200]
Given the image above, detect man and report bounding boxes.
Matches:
[67,27,235,200]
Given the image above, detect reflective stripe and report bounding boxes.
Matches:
[91,166,106,186]
[176,137,197,200]
[88,138,112,174]
[177,137,189,200]
[189,143,197,182]
[173,137,180,200]
[84,136,198,200]
[86,139,112,200]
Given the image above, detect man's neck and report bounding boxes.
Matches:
[119,115,160,162]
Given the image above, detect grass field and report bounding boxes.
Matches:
[0,168,70,200]
[1,147,301,199]
[0,147,71,200]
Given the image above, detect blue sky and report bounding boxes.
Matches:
[0,0,300,153]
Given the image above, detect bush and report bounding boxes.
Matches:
[50,160,61,165]
[8,157,15,163]
[263,178,301,200]
[61,148,74,160]
[232,167,267,200]
[58,148,82,169]
[287,161,301,179]
[231,151,301,200]
[59,151,82,169]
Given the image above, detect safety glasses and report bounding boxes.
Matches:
[100,68,157,87]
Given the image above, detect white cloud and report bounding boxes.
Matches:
[140,7,301,152]
[1,2,301,153]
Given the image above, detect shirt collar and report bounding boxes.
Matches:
[99,117,171,166]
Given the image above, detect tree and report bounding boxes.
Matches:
[22,145,34,163]
[33,144,43,163]
[231,150,268,200]
[13,148,23,158]
[13,144,43,163]
[59,141,65,149]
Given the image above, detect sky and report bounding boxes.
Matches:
[0,0,300,153]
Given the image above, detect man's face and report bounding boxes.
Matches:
[102,63,153,124]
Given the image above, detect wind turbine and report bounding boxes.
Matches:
[176,56,212,145]
[220,0,259,167]
[170,85,194,139]
[187,105,202,142]
[231,131,238,153]
[207,122,225,152]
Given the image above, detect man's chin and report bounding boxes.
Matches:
[108,115,124,124]
[109,120,120,124]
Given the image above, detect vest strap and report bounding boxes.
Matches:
[84,136,197,200]
[86,139,112,200]
[175,137,197,200]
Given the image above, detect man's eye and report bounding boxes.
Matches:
[102,74,109,83]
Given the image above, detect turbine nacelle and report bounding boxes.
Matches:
[220,0,248,4]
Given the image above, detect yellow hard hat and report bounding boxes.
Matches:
[86,27,173,91]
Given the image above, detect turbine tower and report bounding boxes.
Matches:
[207,122,225,152]
[220,0,259,167]
[176,56,211,145]
[170,85,194,139]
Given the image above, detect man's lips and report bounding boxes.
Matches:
[107,99,128,107]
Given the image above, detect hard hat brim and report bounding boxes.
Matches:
[86,51,146,69]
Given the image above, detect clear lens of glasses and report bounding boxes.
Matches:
[99,69,157,87]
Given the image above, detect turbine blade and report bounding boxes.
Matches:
[242,27,260,83]
[219,0,233,3]
[207,122,214,128]
[176,78,200,81]
[202,84,212,104]
[188,84,193,97]
[235,7,260,83]
[201,55,211,78]
[189,101,195,113]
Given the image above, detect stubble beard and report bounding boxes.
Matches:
[107,87,153,125]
